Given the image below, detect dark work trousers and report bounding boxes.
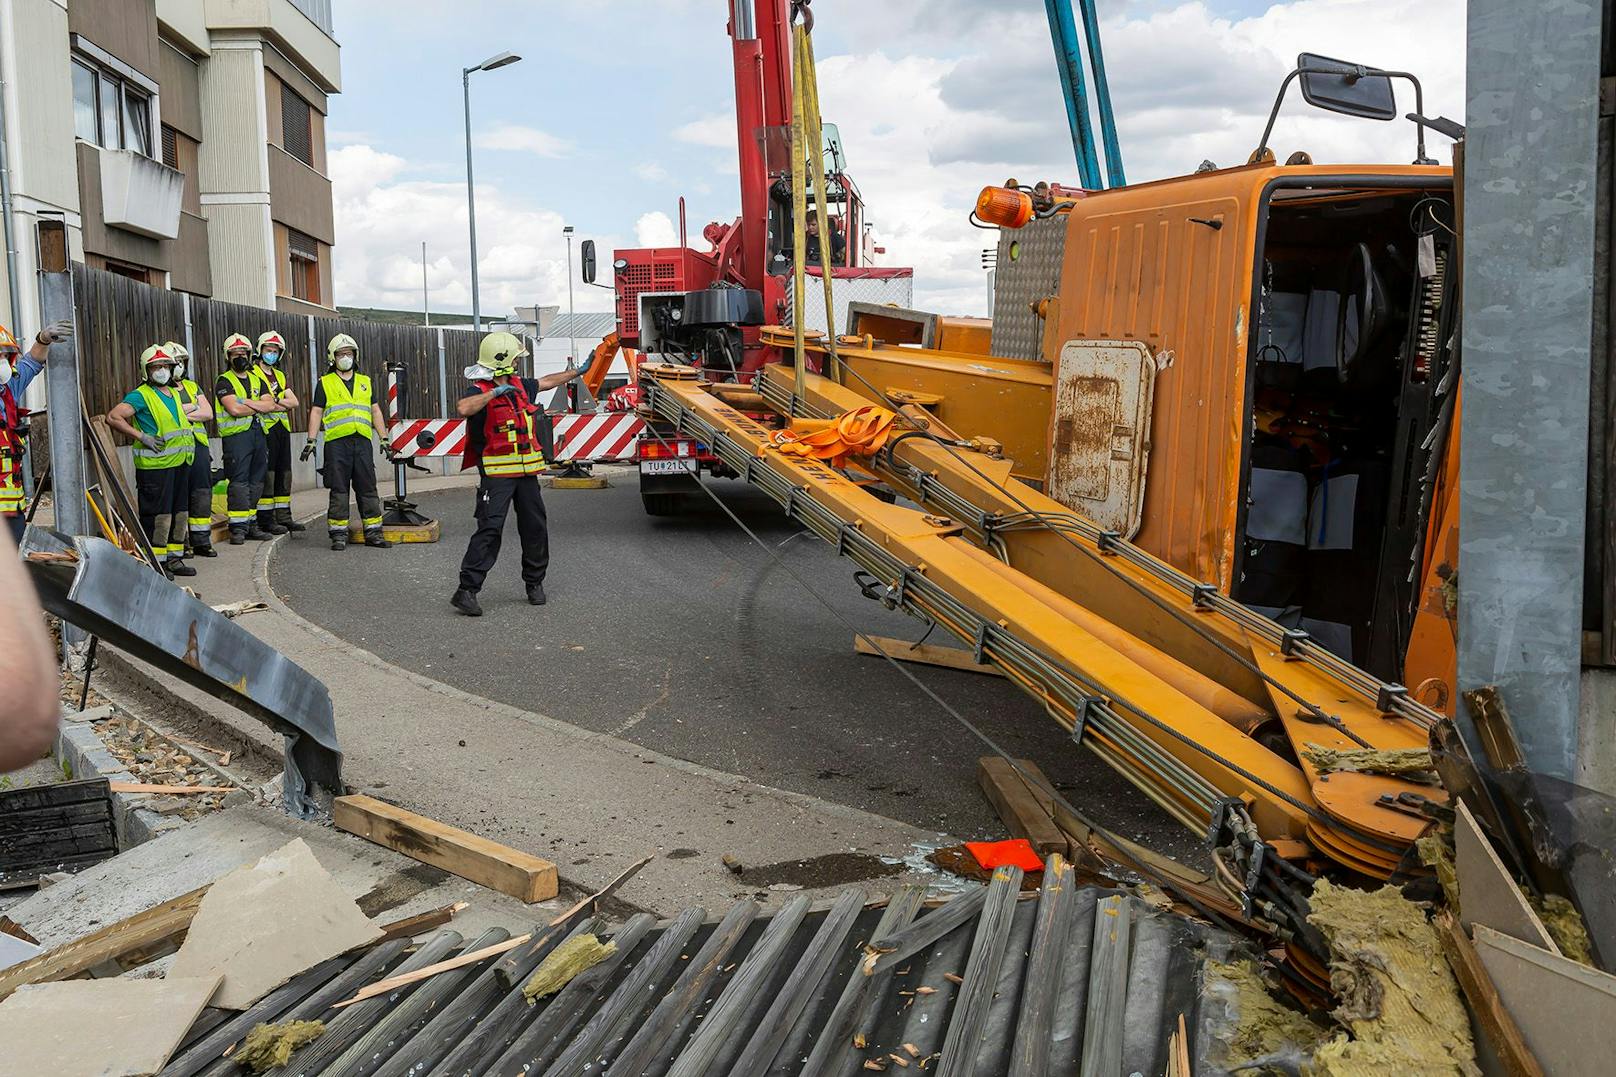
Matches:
[323,435,383,536]
[259,423,293,528]
[5,514,23,546]
[222,425,267,536]
[186,439,214,552]
[135,463,190,561]
[457,473,549,593]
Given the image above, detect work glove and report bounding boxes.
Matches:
[35,320,73,345]
[138,433,161,452]
[299,440,317,463]
[574,353,595,378]
[491,384,517,399]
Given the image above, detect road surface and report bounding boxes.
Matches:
[271,476,1198,859]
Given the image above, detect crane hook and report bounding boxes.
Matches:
[791,0,814,31]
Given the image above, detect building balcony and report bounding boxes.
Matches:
[202,0,341,92]
[97,148,185,240]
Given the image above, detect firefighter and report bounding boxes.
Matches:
[165,341,216,558]
[303,333,391,551]
[450,331,588,616]
[254,330,303,535]
[215,332,280,544]
[0,319,72,544]
[107,345,197,577]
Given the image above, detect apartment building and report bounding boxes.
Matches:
[0,0,341,336]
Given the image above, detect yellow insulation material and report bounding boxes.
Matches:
[523,933,616,1003]
[233,1019,324,1073]
[1301,744,1437,780]
[1305,881,1477,1076]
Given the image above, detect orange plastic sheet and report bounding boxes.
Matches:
[771,405,898,469]
[965,839,1044,872]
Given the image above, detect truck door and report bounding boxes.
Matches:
[1046,339,1156,538]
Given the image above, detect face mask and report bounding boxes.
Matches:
[261,350,280,365]
[230,353,250,371]
[150,367,172,386]
[335,355,355,372]
[0,359,12,385]
[173,363,187,380]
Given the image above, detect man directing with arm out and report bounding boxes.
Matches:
[450,331,589,616]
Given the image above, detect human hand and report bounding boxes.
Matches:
[35,320,73,345]
[491,384,517,399]
[299,440,316,462]
[139,433,161,452]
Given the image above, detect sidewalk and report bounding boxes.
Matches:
[99,473,948,915]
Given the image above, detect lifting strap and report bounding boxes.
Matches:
[790,1,841,401]
[772,404,898,469]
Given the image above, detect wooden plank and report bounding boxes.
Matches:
[106,782,235,795]
[854,635,1005,677]
[333,794,558,903]
[1434,913,1544,1077]
[976,756,1068,857]
[332,932,534,1009]
[371,901,467,945]
[0,885,208,1002]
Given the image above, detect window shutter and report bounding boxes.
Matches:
[281,83,313,166]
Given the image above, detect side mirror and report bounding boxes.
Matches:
[580,239,597,285]
[1297,53,1396,120]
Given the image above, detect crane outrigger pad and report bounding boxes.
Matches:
[21,527,342,816]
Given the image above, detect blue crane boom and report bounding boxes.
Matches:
[1044,0,1125,188]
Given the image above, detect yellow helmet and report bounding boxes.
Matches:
[257,330,287,354]
[478,331,526,376]
[140,343,177,369]
[163,341,189,363]
[222,332,253,358]
[327,333,359,365]
[0,324,18,356]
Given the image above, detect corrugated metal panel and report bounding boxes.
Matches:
[1051,183,1250,589]
[11,0,81,212]
[543,311,618,340]
[201,201,274,307]
[990,215,1069,362]
[196,45,267,194]
[154,861,1247,1077]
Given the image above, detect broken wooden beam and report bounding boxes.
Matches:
[976,757,1068,858]
[333,794,558,903]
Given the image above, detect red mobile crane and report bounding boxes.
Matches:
[582,0,913,514]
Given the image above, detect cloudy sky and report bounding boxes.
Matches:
[325,0,1466,319]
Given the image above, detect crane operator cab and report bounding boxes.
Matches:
[898,55,1462,685]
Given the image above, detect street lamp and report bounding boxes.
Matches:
[462,50,522,331]
[563,225,576,368]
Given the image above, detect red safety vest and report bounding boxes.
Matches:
[462,378,546,477]
[0,388,26,515]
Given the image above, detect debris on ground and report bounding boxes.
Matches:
[522,932,616,1002]
[97,716,235,819]
[0,973,220,1075]
[1301,744,1439,780]
[1417,829,1460,913]
[1306,880,1477,1075]
[211,600,271,619]
[1201,958,1326,1074]
[234,1018,326,1072]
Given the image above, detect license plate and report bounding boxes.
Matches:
[641,459,698,475]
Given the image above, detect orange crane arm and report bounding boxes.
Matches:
[582,332,621,397]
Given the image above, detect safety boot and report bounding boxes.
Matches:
[363,531,392,549]
[451,589,483,617]
[330,534,348,551]
[229,529,246,546]
[526,583,547,606]
[191,543,217,558]
[167,559,196,578]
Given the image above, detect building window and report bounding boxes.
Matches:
[105,260,149,284]
[288,229,320,304]
[281,82,313,166]
[71,54,154,156]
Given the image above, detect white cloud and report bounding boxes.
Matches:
[673,113,735,148]
[635,162,669,183]
[635,211,679,247]
[472,123,574,158]
[329,143,613,316]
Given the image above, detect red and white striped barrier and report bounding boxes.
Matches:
[390,418,468,458]
[552,413,643,462]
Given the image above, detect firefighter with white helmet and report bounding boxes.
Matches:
[107,344,197,577]
[254,330,303,535]
[215,331,282,543]
[449,330,590,616]
[163,341,216,557]
[304,333,391,551]
[0,317,72,544]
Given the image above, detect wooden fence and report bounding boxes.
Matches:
[70,264,475,427]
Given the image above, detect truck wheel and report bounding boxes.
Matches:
[641,491,687,516]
